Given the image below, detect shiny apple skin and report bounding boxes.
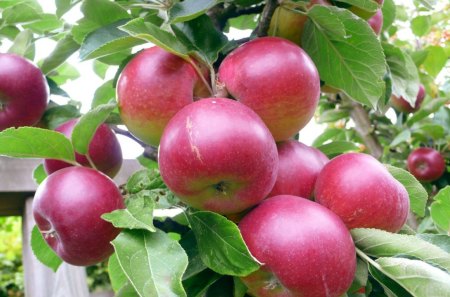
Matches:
[218,37,320,141]
[33,167,125,266]
[44,119,123,178]
[368,9,383,35]
[391,84,426,113]
[117,46,210,146]
[407,147,446,182]
[0,53,48,131]
[315,153,409,232]
[268,140,328,199]
[159,98,278,214]
[239,195,356,297]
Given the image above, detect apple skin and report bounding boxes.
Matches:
[239,195,356,297]
[117,46,210,146]
[368,9,383,35]
[44,118,123,178]
[33,166,125,266]
[268,140,328,199]
[391,84,426,113]
[407,147,446,182]
[0,53,48,131]
[315,153,409,232]
[158,98,278,215]
[218,37,320,142]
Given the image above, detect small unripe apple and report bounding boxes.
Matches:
[33,167,125,266]
[117,46,210,146]
[407,147,446,182]
[44,118,123,178]
[268,140,328,199]
[239,195,356,297]
[368,9,383,35]
[315,153,409,232]
[391,84,426,113]
[218,37,320,141]
[0,53,48,131]
[159,98,278,214]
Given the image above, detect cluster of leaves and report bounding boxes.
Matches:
[0,217,23,297]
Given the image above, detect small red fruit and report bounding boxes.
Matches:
[407,147,446,182]
[391,84,426,113]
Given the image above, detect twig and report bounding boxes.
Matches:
[208,3,265,31]
[111,125,158,161]
[254,0,279,37]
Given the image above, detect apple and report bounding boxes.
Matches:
[349,0,384,20]
[239,195,356,297]
[117,46,210,146]
[315,153,409,232]
[368,9,383,35]
[268,140,328,199]
[44,118,123,178]
[268,0,331,45]
[33,166,125,266]
[218,37,320,142]
[158,98,278,214]
[407,147,446,182]
[0,53,48,131]
[391,84,426,113]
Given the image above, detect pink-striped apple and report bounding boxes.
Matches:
[33,167,124,266]
[407,147,446,182]
[159,98,278,214]
[218,37,320,141]
[315,153,409,232]
[239,195,356,297]
[391,84,426,113]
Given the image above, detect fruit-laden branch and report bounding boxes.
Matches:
[111,125,158,161]
[254,0,279,37]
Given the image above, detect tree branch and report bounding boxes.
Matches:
[208,3,265,32]
[111,125,158,162]
[254,0,279,37]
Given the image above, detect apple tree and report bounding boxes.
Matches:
[0,0,449,296]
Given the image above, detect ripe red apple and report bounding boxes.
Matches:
[239,195,356,297]
[407,147,446,182]
[268,140,328,199]
[117,46,210,146]
[158,98,278,214]
[33,167,125,266]
[368,9,383,35]
[391,84,426,113]
[44,118,123,178]
[315,153,409,232]
[0,53,48,131]
[218,37,320,142]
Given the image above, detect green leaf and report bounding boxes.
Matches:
[33,164,47,185]
[180,231,207,280]
[116,283,139,297]
[41,35,80,75]
[172,14,229,64]
[102,193,156,232]
[311,128,345,146]
[383,43,420,107]
[414,123,445,140]
[0,127,75,162]
[411,15,432,37]
[71,102,116,155]
[92,80,116,108]
[234,277,248,297]
[418,0,436,10]
[228,14,258,30]
[0,25,20,40]
[31,226,62,272]
[2,2,42,25]
[80,19,145,61]
[81,0,129,26]
[119,18,189,59]
[407,97,450,126]
[42,104,81,130]
[55,0,78,18]
[188,211,260,277]
[169,0,221,23]
[316,140,359,157]
[352,228,450,273]
[385,164,427,217]
[389,129,411,147]
[23,14,64,34]
[112,229,188,297]
[411,50,429,67]
[335,0,379,12]
[109,253,128,292]
[182,269,222,297]
[423,46,447,77]
[303,6,386,108]
[381,0,396,31]
[430,186,450,232]
[7,29,33,57]
[417,234,450,253]
[317,109,350,123]
[125,169,166,194]
[92,60,109,79]
[305,5,346,37]
[349,258,369,293]
[49,62,80,85]
[367,262,412,297]
[375,257,450,297]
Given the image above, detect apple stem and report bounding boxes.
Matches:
[86,154,98,171]
[187,58,214,97]
[41,227,57,239]
[253,0,279,37]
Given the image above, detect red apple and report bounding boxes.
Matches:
[0,53,48,131]
[158,98,278,214]
[391,84,426,113]
[239,195,356,297]
[218,37,320,141]
[268,140,328,199]
[407,147,446,182]
[33,167,125,266]
[368,9,383,35]
[117,46,210,146]
[44,118,123,178]
[315,153,409,232]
